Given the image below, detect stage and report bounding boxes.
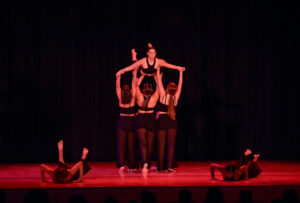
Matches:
[1,161,300,202]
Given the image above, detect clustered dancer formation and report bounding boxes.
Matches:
[116,44,185,173]
[39,43,262,183]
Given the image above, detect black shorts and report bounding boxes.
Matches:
[157,114,177,130]
[135,113,156,132]
[117,116,135,132]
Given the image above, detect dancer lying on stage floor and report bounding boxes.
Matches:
[40,140,91,183]
[210,149,262,181]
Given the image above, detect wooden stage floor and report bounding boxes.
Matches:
[1,161,300,202]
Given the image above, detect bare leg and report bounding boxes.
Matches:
[68,161,83,182]
[40,164,54,182]
[57,140,65,164]
[210,163,226,180]
[67,148,89,182]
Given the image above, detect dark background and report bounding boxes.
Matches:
[0,0,299,163]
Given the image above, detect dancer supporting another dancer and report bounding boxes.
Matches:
[156,67,185,172]
[210,149,262,181]
[40,140,91,183]
[116,68,139,172]
[135,72,159,173]
[116,45,185,77]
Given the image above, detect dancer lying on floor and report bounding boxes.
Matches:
[40,140,91,183]
[210,149,262,181]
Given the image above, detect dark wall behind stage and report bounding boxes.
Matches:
[0,0,299,163]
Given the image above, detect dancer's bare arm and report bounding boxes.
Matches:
[159,59,185,71]
[116,59,144,76]
[175,70,184,100]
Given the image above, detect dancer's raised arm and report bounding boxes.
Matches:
[152,74,160,100]
[131,69,137,98]
[116,59,144,77]
[156,68,166,96]
[175,69,184,100]
[116,73,122,101]
[136,73,145,100]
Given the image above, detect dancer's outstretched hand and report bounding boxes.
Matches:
[57,140,63,150]
[131,49,137,61]
[178,66,186,71]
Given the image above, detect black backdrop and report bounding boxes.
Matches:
[0,0,299,163]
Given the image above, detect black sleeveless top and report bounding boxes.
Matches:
[119,106,136,115]
[138,95,156,111]
[158,95,176,112]
[141,58,156,74]
[138,105,155,111]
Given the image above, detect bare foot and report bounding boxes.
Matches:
[142,163,148,173]
[81,148,89,160]
[131,49,137,61]
[57,140,63,151]
[254,154,260,162]
[148,43,153,48]
[244,149,252,156]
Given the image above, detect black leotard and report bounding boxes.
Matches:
[141,58,156,74]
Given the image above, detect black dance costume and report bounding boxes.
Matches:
[140,58,156,75]
[157,96,178,171]
[135,101,156,167]
[223,154,262,181]
[117,106,139,169]
[53,160,91,183]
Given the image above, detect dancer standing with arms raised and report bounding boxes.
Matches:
[116,66,139,172]
[134,72,160,173]
[156,67,185,172]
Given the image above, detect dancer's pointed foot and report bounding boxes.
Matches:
[81,148,89,160]
[167,168,176,173]
[131,49,137,61]
[142,163,148,173]
[119,166,125,173]
[57,140,63,151]
[244,149,252,156]
[254,154,260,162]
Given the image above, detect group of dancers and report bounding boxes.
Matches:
[116,43,185,173]
[39,44,262,183]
